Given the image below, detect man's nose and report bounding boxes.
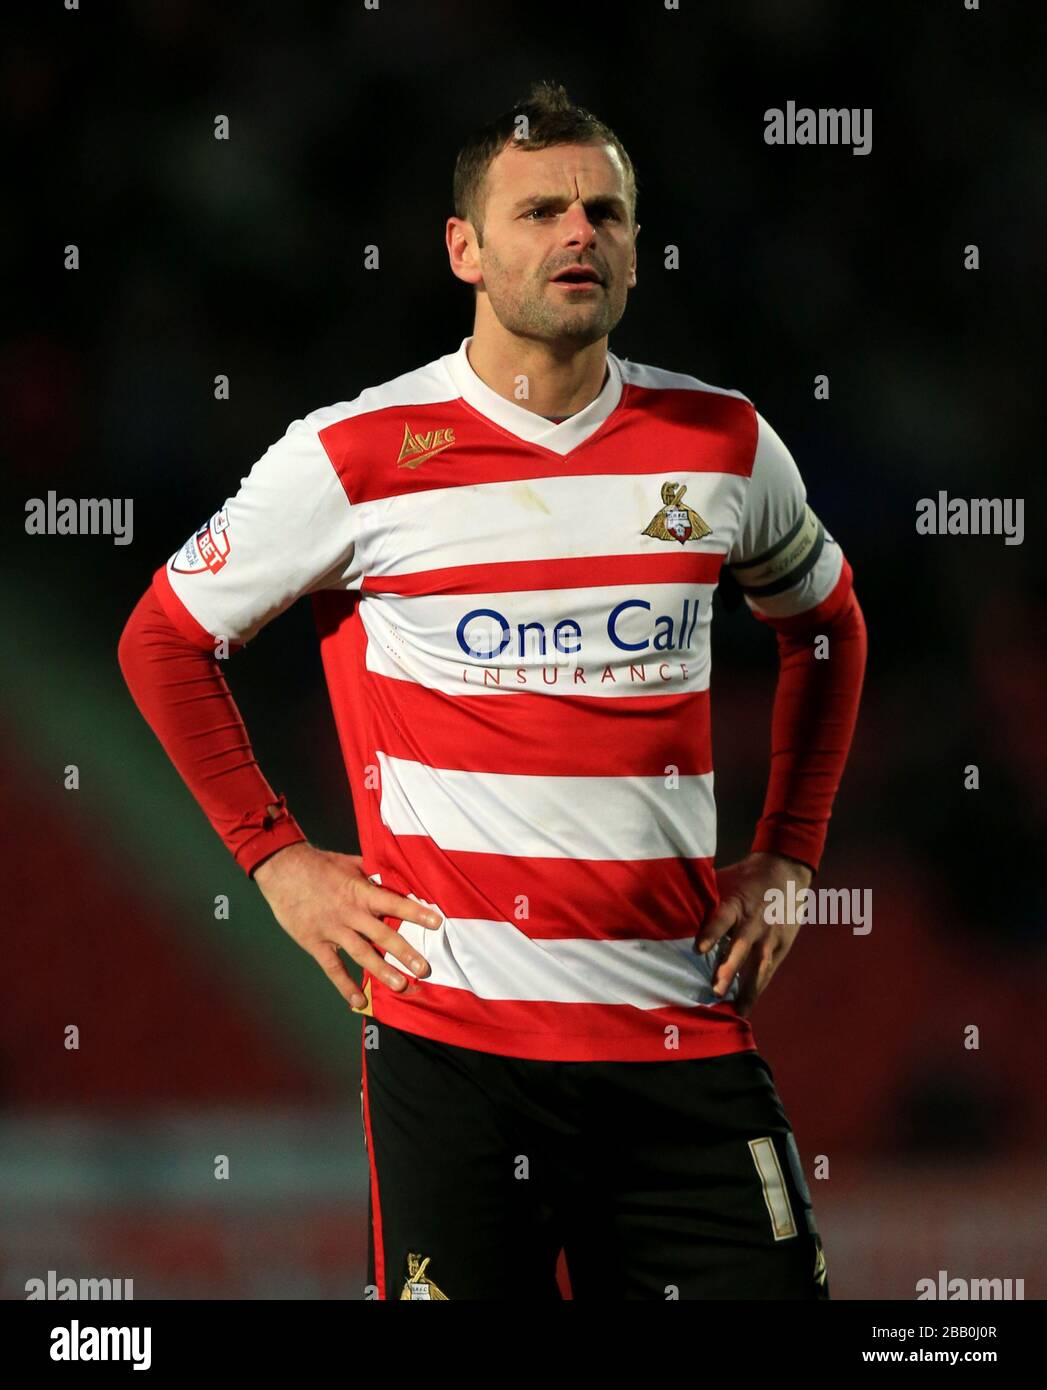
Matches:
[560,202,597,245]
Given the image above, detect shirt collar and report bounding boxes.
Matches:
[441,335,623,456]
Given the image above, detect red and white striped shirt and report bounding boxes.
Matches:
[151,336,857,1062]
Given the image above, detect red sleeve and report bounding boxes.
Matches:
[117,582,308,877]
[748,559,868,876]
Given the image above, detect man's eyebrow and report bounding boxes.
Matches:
[510,192,628,214]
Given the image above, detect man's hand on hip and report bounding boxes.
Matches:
[253,842,442,1010]
[694,851,813,1019]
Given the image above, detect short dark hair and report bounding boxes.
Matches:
[452,80,637,246]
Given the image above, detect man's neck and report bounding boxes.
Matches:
[465,325,608,420]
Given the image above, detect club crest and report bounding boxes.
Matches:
[642,482,712,545]
[399,1252,448,1300]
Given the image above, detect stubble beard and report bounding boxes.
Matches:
[478,248,627,349]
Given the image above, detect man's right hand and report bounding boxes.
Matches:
[252,842,442,1010]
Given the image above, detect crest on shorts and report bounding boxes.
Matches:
[400,1252,448,1300]
[642,482,712,545]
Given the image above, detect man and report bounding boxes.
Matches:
[119,80,867,1300]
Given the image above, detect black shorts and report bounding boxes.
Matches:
[361,1019,829,1301]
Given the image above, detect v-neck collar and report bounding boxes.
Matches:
[441,335,624,457]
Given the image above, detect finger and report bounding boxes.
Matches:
[735,944,773,1017]
[327,930,415,993]
[711,933,754,997]
[314,940,371,1008]
[336,916,430,981]
[358,882,443,930]
[695,898,742,954]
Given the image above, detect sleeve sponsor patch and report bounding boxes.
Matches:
[171,508,231,575]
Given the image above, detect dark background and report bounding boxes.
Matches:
[3,0,1044,1298]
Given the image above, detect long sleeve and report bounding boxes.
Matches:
[118,409,363,876]
[117,584,308,876]
[749,577,868,875]
[723,408,868,876]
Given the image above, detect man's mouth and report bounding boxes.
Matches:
[550,265,604,290]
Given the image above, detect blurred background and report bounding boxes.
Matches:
[3,0,1044,1299]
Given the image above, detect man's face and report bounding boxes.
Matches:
[463,140,638,347]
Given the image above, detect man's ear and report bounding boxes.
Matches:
[446,215,483,287]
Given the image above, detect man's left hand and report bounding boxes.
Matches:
[694,851,813,1018]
